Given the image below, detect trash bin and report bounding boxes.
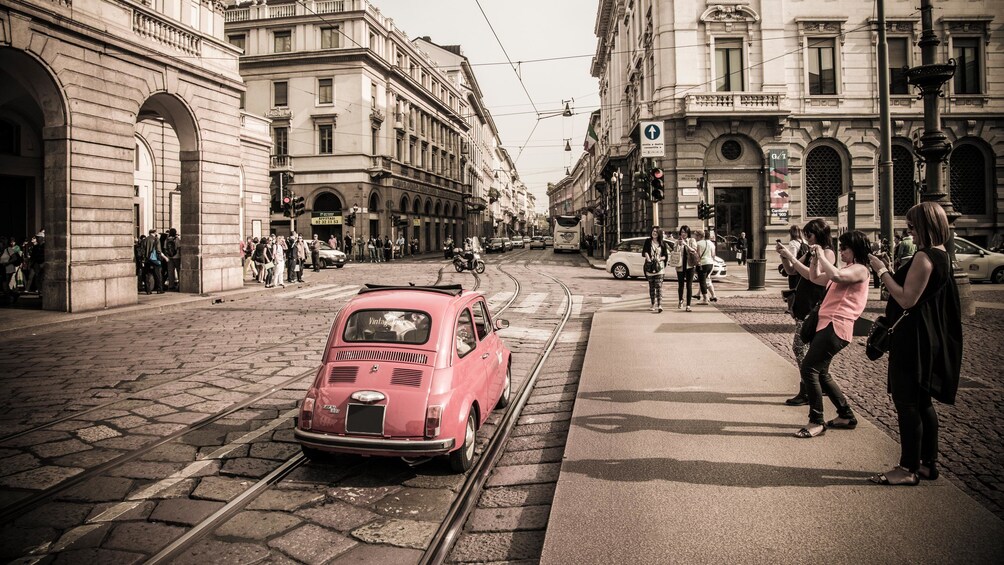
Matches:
[747,258,766,291]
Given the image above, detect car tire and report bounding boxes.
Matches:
[318,259,328,269]
[993,267,1004,284]
[495,365,511,410]
[335,264,344,269]
[449,410,476,473]
[611,263,629,279]
[301,445,333,463]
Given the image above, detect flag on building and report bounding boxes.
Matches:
[583,121,598,151]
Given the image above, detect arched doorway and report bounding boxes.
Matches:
[704,135,764,260]
[368,192,381,241]
[312,191,343,243]
[424,199,432,251]
[0,48,69,311]
[413,196,422,248]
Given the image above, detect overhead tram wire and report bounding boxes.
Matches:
[473,0,541,119]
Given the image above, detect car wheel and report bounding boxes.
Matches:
[335,264,344,269]
[992,267,1004,284]
[301,445,332,463]
[611,263,629,279]
[449,410,476,473]
[495,365,511,410]
[318,259,328,269]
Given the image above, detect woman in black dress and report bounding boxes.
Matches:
[867,202,962,485]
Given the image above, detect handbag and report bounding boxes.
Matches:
[263,261,274,269]
[644,259,659,274]
[866,278,949,361]
[668,248,682,268]
[799,303,821,343]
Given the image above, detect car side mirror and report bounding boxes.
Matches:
[494,319,509,331]
[979,250,986,257]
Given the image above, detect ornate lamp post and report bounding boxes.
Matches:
[904,0,972,315]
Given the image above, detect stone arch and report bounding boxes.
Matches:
[368,191,381,211]
[413,196,421,214]
[137,92,202,293]
[950,137,993,217]
[0,47,70,311]
[803,139,851,218]
[452,203,459,218]
[314,191,343,211]
[399,194,410,214]
[434,200,442,216]
[891,138,916,216]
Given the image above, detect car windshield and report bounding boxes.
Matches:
[343,309,431,344]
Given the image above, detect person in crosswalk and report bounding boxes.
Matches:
[642,226,670,313]
[270,235,286,289]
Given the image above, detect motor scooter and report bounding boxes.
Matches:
[452,248,485,273]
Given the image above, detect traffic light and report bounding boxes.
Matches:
[650,168,665,202]
[345,213,355,227]
[293,196,305,216]
[705,202,715,222]
[282,195,292,217]
[697,201,706,220]
[633,170,646,192]
[391,214,407,227]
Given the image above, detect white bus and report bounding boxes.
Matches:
[552,215,581,253]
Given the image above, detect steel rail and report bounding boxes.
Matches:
[420,262,573,564]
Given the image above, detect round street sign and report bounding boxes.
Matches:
[644,124,661,140]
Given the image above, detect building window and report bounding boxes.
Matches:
[228,34,245,52]
[888,37,910,95]
[273,127,288,156]
[321,27,340,49]
[892,145,915,215]
[319,125,333,154]
[371,128,378,156]
[318,78,333,104]
[396,135,404,160]
[805,146,842,217]
[274,30,291,53]
[371,83,377,108]
[274,81,288,107]
[808,38,837,95]
[715,39,744,92]
[953,38,981,94]
[949,144,986,215]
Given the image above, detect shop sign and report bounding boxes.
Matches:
[767,149,790,224]
[311,212,342,226]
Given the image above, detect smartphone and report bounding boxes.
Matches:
[775,239,782,245]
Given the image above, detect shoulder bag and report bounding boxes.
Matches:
[866,279,948,361]
[798,284,830,343]
[668,243,683,268]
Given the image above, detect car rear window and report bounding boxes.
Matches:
[343,309,431,344]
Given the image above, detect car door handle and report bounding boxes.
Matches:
[481,353,490,359]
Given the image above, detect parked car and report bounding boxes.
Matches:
[314,242,346,269]
[954,236,1004,283]
[502,238,513,251]
[523,236,532,246]
[512,237,525,249]
[294,284,512,472]
[543,236,554,247]
[529,237,545,250]
[486,238,505,253]
[605,237,728,280]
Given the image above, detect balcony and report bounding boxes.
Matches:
[684,92,790,136]
[369,155,393,179]
[225,0,349,23]
[270,155,293,171]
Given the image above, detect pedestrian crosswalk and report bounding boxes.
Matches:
[275,284,359,300]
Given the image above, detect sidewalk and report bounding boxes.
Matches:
[540,301,1004,563]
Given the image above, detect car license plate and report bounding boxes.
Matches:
[345,404,384,435]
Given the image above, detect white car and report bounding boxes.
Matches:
[606,237,727,280]
[954,236,1004,283]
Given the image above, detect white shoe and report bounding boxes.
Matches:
[678,301,684,310]
[649,305,656,312]
[685,305,692,312]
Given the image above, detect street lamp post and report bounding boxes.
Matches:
[904,0,974,316]
[351,204,360,261]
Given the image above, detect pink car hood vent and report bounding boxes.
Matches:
[390,367,423,387]
[335,350,429,365]
[328,365,358,384]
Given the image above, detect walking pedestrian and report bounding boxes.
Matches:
[286,234,297,282]
[164,228,180,291]
[262,236,275,285]
[383,236,392,262]
[693,229,718,304]
[735,231,748,265]
[344,234,352,261]
[867,202,962,485]
[777,219,833,406]
[252,237,266,283]
[328,234,338,251]
[243,237,256,280]
[396,233,406,258]
[673,226,697,312]
[294,235,308,282]
[791,230,870,438]
[271,235,286,288]
[1,237,23,304]
[642,226,670,313]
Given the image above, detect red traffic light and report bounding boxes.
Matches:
[651,168,663,179]
[282,196,291,204]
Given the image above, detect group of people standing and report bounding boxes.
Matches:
[776,203,962,486]
[135,228,180,295]
[1,233,45,305]
[642,225,720,313]
[241,233,316,288]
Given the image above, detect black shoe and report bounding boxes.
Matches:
[785,394,809,406]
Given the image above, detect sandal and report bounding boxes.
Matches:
[918,462,939,481]
[869,466,919,486]
[826,416,858,429]
[793,424,825,438]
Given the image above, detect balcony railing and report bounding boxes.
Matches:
[270,155,293,170]
[684,93,789,116]
[225,0,348,23]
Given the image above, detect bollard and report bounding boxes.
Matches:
[747,258,767,290]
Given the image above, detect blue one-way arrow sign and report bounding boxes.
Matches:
[640,121,665,157]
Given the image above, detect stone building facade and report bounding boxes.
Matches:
[1,0,270,312]
[588,0,1002,257]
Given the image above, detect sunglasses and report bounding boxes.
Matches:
[907,223,915,231]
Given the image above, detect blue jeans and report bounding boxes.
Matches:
[800,323,854,424]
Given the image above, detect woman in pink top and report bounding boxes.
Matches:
[793,230,871,438]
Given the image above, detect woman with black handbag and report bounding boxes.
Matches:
[786,230,871,438]
[776,219,833,406]
[866,202,961,486]
[642,226,669,313]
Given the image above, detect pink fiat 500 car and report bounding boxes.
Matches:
[294,284,512,472]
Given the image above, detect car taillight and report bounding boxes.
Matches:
[301,396,315,431]
[425,405,443,438]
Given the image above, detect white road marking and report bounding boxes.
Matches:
[571,295,583,317]
[295,284,358,300]
[511,292,547,313]
[275,284,339,298]
[319,288,363,301]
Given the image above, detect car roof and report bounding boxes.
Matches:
[347,284,479,313]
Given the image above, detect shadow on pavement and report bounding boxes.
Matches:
[562,457,874,487]
[572,413,796,437]
[579,390,785,406]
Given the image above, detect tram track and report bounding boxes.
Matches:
[134,256,566,565]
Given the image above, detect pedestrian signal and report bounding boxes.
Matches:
[650,168,665,202]
[293,196,305,216]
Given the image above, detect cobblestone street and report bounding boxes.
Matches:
[718,290,1004,519]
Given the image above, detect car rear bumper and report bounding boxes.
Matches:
[294,427,455,456]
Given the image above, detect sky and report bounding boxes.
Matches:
[370,0,601,212]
